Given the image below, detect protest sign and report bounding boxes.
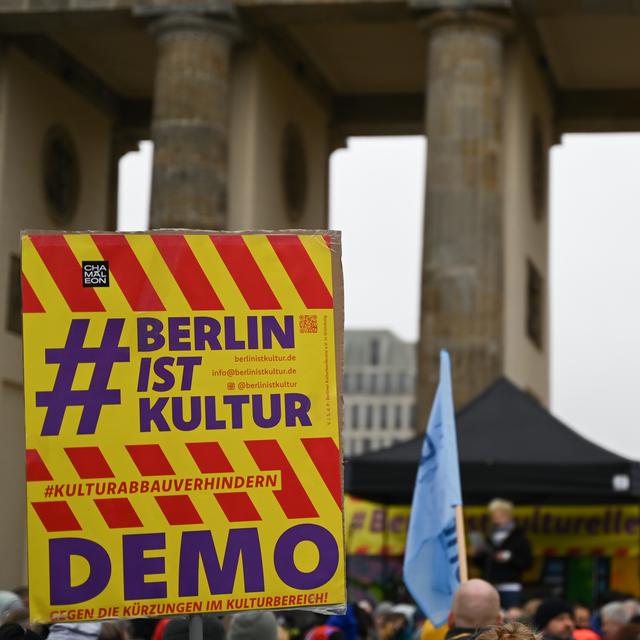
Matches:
[22,231,345,622]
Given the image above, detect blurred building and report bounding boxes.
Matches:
[2,0,640,586]
[343,330,416,456]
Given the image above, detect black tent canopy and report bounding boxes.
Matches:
[345,378,640,505]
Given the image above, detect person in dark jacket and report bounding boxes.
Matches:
[471,499,533,609]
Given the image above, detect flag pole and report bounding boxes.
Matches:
[455,505,468,582]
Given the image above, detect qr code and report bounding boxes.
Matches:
[299,314,318,334]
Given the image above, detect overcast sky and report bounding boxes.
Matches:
[118,134,640,460]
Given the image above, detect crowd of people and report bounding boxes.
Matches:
[0,582,640,640]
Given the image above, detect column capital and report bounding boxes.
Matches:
[415,8,514,38]
[135,3,242,41]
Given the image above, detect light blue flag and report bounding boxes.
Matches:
[403,350,462,627]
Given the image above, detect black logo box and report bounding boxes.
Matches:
[82,261,110,287]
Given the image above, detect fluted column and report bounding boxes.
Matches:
[149,12,237,230]
[417,10,511,423]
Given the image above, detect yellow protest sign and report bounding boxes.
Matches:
[22,231,346,622]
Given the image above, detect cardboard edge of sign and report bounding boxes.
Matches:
[20,229,343,238]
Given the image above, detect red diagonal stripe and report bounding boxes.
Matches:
[155,495,202,525]
[26,450,53,482]
[186,442,234,473]
[152,235,223,310]
[302,437,342,508]
[126,444,175,476]
[32,501,81,532]
[30,235,105,312]
[92,235,165,311]
[214,493,261,522]
[65,447,115,479]
[268,235,333,309]
[245,440,318,519]
[210,236,281,310]
[95,498,143,528]
[21,274,45,313]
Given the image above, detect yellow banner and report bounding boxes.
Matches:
[22,231,346,622]
[345,496,640,558]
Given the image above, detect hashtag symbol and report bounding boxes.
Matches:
[36,319,130,436]
[44,485,54,498]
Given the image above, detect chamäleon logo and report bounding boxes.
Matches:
[82,261,109,287]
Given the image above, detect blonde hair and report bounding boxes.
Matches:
[476,623,541,640]
[488,498,514,514]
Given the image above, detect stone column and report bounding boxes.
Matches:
[417,10,511,423]
[149,12,237,230]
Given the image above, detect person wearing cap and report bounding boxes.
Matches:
[471,499,532,609]
[533,599,575,640]
[229,612,279,640]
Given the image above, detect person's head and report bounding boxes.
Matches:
[448,579,503,629]
[163,616,225,640]
[601,603,631,639]
[229,612,278,640]
[476,623,541,640]
[488,499,514,528]
[375,614,405,640]
[0,594,21,624]
[573,606,591,629]
[533,600,574,640]
[505,609,524,624]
